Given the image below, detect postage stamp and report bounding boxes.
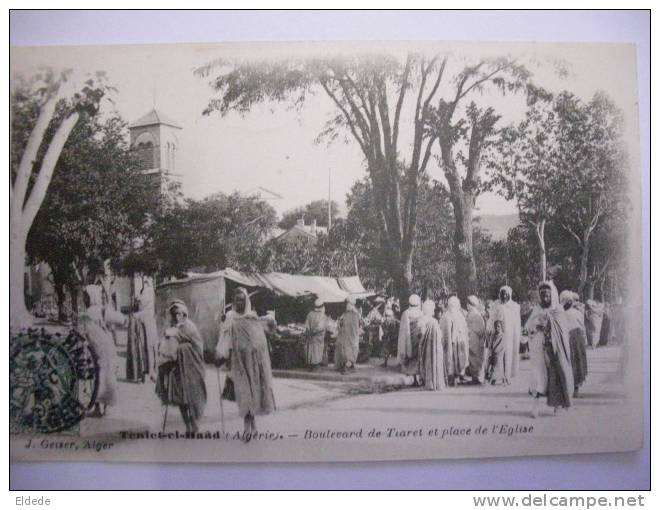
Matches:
[10,329,99,434]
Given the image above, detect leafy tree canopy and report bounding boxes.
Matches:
[278,199,340,229]
[148,191,278,278]
[26,108,156,295]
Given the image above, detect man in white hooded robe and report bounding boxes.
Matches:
[397,294,424,374]
[439,296,470,385]
[489,286,522,384]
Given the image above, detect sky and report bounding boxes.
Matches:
[10,40,640,219]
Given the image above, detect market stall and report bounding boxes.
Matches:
[155,269,372,368]
[155,271,226,362]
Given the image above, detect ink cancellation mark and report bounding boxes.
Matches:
[10,330,100,433]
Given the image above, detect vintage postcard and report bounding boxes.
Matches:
[10,40,643,463]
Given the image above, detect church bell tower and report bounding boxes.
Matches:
[128,109,182,192]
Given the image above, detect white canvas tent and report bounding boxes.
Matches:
[155,272,226,360]
[336,276,373,300]
[155,269,372,359]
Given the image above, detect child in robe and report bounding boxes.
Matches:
[485,320,506,385]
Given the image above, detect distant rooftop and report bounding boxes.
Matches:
[129,109,182,129]
[274,218,329,242]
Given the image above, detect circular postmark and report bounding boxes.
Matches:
[10,329,99,433]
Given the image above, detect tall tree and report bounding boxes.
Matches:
[552,92,629,298]
[489,91,629,299]
[586,214,627,301]
[148,191,277,277]
[26,113,155,319]
[260,237,321,275]
[487,89,558,281]
[10,68,110,329]
[196,53,459,305]
[482,223,540,302]
[425,59,531,301]
[342,176,455,296]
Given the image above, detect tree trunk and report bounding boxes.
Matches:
[577,237,591,299]
[10,101,80,332]
[54,281,67,322]
[535,219,547,282]
[70,285,80,319]
[452,191,477,305]
[126,276,136,380]
[10,222,32,331]
[439,128,480,306]
[585,281,595,301]
[392,256,413,311]
[50,265,70,322]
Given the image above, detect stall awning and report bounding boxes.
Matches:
[336,276,375,299]
[159,269,372,304]
[221,268,349,303]
[162,270,226,287]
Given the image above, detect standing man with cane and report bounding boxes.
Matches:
[155,302,207,435]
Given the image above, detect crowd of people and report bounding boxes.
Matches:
[303,281,622,418]
[72,279,622,441]
[73,284,274,440]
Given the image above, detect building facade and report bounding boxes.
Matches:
[275,218,328,245]
[128,108,183,192]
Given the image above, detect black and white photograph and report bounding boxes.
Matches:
[9,31,644,465]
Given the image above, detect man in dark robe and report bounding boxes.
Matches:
[380,307,400,367]
[560,290,588,397]
[126,300,151,383]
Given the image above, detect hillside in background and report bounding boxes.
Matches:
[475,213,520,241]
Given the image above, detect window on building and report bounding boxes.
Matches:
[133,132,157,170]
[137,141,154,170]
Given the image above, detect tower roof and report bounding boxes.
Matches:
[129,109,182,129]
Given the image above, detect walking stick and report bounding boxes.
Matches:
[216,367,225,435]
[161,404,169,435]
